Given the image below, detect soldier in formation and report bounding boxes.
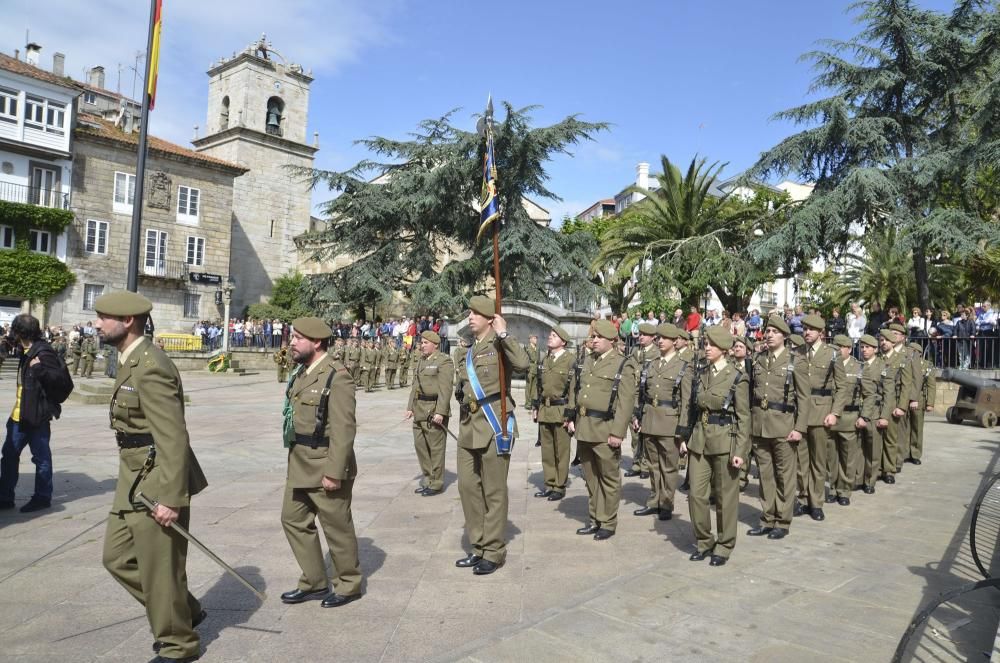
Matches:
[273,342,292,383]
[405,330,454,496]
[527,325,574,502]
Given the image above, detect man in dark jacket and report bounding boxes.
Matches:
[0,314,73,512]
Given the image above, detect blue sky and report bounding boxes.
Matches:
[4,0,957,223]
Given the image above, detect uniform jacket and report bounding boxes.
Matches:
[110,338,207,512]
[81,336,98,357]
[793,341,847,432]
[636,352,691,438]
[524,343,541,404]
[455,331,530,450]
[287,353,357,488]
[527,349,575,424]
[750,348,797,438]
[408,350,454,422]
[568,348,637,443]
[881,349,912,412]
[832,355,876,432]
[913,356,937,407]
[688,361,750,459]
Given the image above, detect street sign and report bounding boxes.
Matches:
[190,272,223,285]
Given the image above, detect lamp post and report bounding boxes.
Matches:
[221,280,234,353]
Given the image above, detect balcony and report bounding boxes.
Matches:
[0,180,69,210]
[140,259,189,281]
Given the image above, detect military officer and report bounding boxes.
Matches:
[346,338,362,387]
[453,296,529,575]
[528,325,575,501]
[826,334,873,507]
[687,326,750,566]
[789,334,805,351]
[889,323,919,473]
[279,317,363,609]
[632,323,691,520]
[747,316,799,540]
[81,334,98,378]
[791,314,846,522]
[331,337,346,362]
[906,341,935,465]
[524,334,540,404]
[273,342,292,383]
[384,342,399,389]
[675,328,695,363]
[360,340,376,392]
[51,334,67,365]
[398,343,412,389]
[95,292,208,663]
[879,326,911,483]
[625,322,658,478]
[66,333,82,376]
[567,319,637,540]
[861,334,890,493]
[405,331,454,495]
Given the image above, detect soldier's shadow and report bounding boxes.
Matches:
[196,565,268,652]
[555,495,590,525]
[0,473,115,530]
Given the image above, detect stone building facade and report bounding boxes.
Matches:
[48,114,247,331]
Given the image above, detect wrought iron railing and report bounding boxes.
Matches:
[141,259,188,281]
[0,180,69,209]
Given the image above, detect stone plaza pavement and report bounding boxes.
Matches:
[1,371,999,662]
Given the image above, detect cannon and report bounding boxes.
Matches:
[940,369,1000,428]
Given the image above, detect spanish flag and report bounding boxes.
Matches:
[147,0,163,110]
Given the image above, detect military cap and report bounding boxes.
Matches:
[593,319,618,341]
[879,329,895,342]
[656,322,681,339]
[789,334,805,348]
[94,291,152,316]
[552,325,571,344]
[469,295,496,318]
[457,326,475,344]
[677,329,692,341]
[421,330,441,345]
[888,322,906,334]
[859,334,879,348]
[704,325,734,350]
[637,322,657,335]
[908,342,925,353]
[731,335,749,348]
[832,334,853,348]
[765,315,790,335]
[801,313,826,330]
[292,317,332,340]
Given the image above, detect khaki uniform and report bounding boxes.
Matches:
[346,344,362,385]
[880,348,911,477]
[408,350,454,491]
[829,356,874,498]
[454,331,529,564]
[384,346,399,388]
[524,343,541,407]
[908,354,935,462]
[568,348,637,532]
[273,348,292,382]
[688,360,750,559]
[102,338,208,661]
[398,347,412,388]
[750,348,798,529]
[281,354,362,597]
[67,337,82,375]
[635,351,691,513]
[527,349,575,495]
[863,356,892,486]
[360,345,377,392]
[81,336,98,377]
[793,342,847,509]
[628,342,657,472]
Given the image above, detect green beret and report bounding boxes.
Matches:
[552,325,571,344]
[908,342,924,353]
[593,319,618,341]
[292,317,332,340]
[656,322,680,339]
[879,329,895,342]
[731,335,749,348]
[677,329,691,341]
[469,295,496,318]
[802,313,825,330]
[637,322,657,335]
[94,291,152,317]
[832,334,853,348]
[765,315,790,335]
[704,325,734,350]
[789,334,805,348]
[888,322,906,334]
[421,330,441,345]
[859,334,879,348]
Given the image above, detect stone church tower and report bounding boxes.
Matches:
[193,35,317,314]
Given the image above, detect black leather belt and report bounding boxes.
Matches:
[416,394,438,401]
[468,393,500,413]
[542,397,568,406]
[752,398,795,413]
[844,405,861,412]
[579,406,612,419]
[700,412,733,426]
[115,432,154,449]
[294,433,330,448]
[647,398,678,408]
[811,388,833,396]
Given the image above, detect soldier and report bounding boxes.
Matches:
[453,296,529,574]
[405,331,453,496]
[95,292,207,663]
[862,334,891,493]
[675,328,695,363]
[632,323,691,521]
[746,316,798,540]
[273,342,292,383]
[905,341,936,465]
[567,319,636,540]
[889,323,919,473]
[687,326,749,566]
[825,334,871,508]
[384,342,399,389]
[279,317,362,609]
[331,337,346,362]
[360,340,377,393]
[346,338,362,387]
[51,334,67,366]
[66,333,82,376]
[524,334,541,447]
[624,322,658,478]
[879,327,912,484]
[528,325,575,501]
[789,334,805,351]
[396,343,409,389]
[80,334,97,378]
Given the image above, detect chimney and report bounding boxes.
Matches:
[13,49,19,61]
[25,42,41,66]
[52,52,65,76]
[636,162,650,190]
[88,66,105,89]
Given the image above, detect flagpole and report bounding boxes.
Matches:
[126,0,159,292]
[492,215,507,430]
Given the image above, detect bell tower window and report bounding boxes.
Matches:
[220,96,229,130]
[266,97,284,136]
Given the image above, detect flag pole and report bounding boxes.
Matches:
[126,0,159,292]
[492,209,507,432]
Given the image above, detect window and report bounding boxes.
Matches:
[83,91,96,105]
[185,236,205,266]
[177,186,200,224]
[25,96,44,125]
[30,165,59,207]
[29,230,51,254]
[23,96,65,135]
[45,102,66,135]
[86,220,109,254]
[0,87,16,122]
[144,229,167,275]
[0,225,13,249]
[113,172,135,213]
[184,293,200,318]
[83,284,104,311]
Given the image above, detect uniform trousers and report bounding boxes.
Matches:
[539,421,571,494]
[863,426,886,488]
[829,429,860,498]
[882,414,904,476]
[103,508,201,660]
[803,426,830,508]
[908,406,925,461]
[413,422,447,491]
[752,436,796,528]
[280,483,362,596]
[688,451,740,558]
[578,439,621,531]
[644,434,680,512]
[82,355,94,378]
[457,442,511,564]
[630,431,649,472]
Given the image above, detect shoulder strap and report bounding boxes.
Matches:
[312,366,338,442]
[607,355,630,419]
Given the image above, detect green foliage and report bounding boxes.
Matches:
[0,250,74,302]
[246,272,313,320]
[0,201,73,240]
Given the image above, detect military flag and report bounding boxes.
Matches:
[475,96,500,243]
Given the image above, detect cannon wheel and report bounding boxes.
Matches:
[980,411,997,429]
[946,407,963,424]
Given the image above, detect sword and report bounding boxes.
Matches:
[135,492,267,602]
[429,416,460,442]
